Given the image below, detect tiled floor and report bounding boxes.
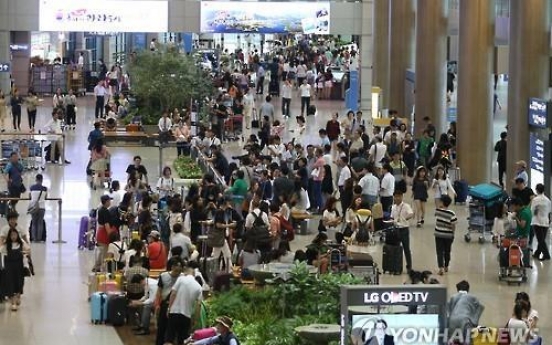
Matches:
[0,79,550,345]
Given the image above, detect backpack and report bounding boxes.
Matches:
[355,215,371,243]
[249,212,272,245]
[277,215,295,242]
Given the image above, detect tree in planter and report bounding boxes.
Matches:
[127,46,213,124]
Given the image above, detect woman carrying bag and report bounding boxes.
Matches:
[0,228,31,311]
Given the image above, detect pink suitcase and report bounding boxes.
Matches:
[98,281,119,293]
[192,327,217,340]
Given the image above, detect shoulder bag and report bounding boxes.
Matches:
[27,189,43,215]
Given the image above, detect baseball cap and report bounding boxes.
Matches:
[100,195,113,204]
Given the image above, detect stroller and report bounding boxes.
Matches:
[498,233,529,285]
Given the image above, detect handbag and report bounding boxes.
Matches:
[311,167,320,178]
[27,189,43,215]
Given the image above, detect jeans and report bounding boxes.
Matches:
[156,301,169,345]
[380,196,393,214]
[398,227,412,270]
[176,142,190,156]
[30,208,46,242]
[27,109,37,129]
[95,96,105,118]
[166,313,191,345]
[256,76,265,94]
[12,111,21,130]
[533,225,551,259]
[66,105,76,125]
[138,303,153,331]
[313,180,322,212]
[282,98,291,117]
[301,96,311,115]
[362,194,379,210]
[435,236,453,268]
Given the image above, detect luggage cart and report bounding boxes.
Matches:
[89,156,112,190]
[69,70,86,96]
[224,114,243,141]
[465,183,507,243]
[1,138,43,171]
[498,235,529,285]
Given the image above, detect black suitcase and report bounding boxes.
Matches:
[269,80,279,96]
[107,294,127,326]
[454,180,469,203]
[307,105,317,116]
[0,191,8,217]
[382,244,403,275]
[29,219,47,242]
[384,228,401,246]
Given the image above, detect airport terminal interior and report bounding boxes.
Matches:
[1,0,552,345]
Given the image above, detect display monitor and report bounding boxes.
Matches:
[350,314,440,345]
[200,1,330,34]
[528,98,549,128]
[39,0,168,33]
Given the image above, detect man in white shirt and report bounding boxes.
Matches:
[256,65,266,94]
[94,80,107,119]
[369,137,387,174]
[281,79,293,118]
[44,110,70,164]
[531,183,551,260]
[201,129,221,156]
[242,88,256,135]
[379,163,395,213]
[337,157,351,193]
[358,164,380,209]
[299,79,312,116]
[158,111,173,146]
[167,267,202,343]
[389,190,414,272]
[129,274,159,335]
[77,52,85,69]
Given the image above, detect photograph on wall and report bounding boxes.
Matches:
[200,1,330,34]
[39,0,168,33]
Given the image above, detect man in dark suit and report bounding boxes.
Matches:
[364,319,395,345]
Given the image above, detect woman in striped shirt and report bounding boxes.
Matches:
[434,195,457,275]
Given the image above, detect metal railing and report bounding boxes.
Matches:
[0,196,64,244]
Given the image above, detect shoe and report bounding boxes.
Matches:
[134,330,150,336]
[420,219,425,225]
[10,304,17,311]
[64,160,71,164]
[541,257,551,261]
[444,267,449,273]
[438,268,444,275]
[416,222,422,228]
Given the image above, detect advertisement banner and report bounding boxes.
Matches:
[39,0,168,33]
[200,1,330,34]
[529,133,546,192]
[528,97,549,128]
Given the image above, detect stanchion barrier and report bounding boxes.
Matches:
[0,196,65,244]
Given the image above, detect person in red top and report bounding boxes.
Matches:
[326,112,341,160]
[94,195,114,272]
[147,230,167,270]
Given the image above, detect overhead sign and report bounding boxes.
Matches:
[200,1,330,34]
[10,44,29,51]
[528,98,550,128]
[0,63,10,73]
[39,0,168,33]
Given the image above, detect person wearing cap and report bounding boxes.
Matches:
[94,194,114,271]
[193,316,240,345]
[513,160,529,186]
[147,230,167,270]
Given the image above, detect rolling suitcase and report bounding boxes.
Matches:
[307,104,317,116]
[200,256,220,285]
[29,219,47,242]
[382,244,403,275]
[90,292,108,324]
[78,216,95,250]
[454,180,469,204]
[107,293,127,326]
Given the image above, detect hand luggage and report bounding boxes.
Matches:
[99,280,120,293]
[348,261,379,284]
[90,292,108,324]
[382,244,403,275]
[251,119,260,129]
[307,104,317,116]
[384,227,401,246]
[107,293,127,326]
[78,216,95,250]
[212,272,232,292]
[0,191,9,217]
[193,327,217,341]
[200,256,220,285]
[454,180,469,204]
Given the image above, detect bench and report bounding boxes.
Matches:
[103,130,149,146]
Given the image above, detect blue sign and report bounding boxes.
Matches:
[10,44,29,51]
[346,70,359,112]
[0,63,10,73]
[528,98,549,128]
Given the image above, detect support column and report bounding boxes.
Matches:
[388,0,415,117]
[372,0,390,109]
[11,31,30,95]
[456,0,495,184]
[414,0,448,136]
[507,0,550,190]
[0,32,10,94]
[359,0,374,117]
